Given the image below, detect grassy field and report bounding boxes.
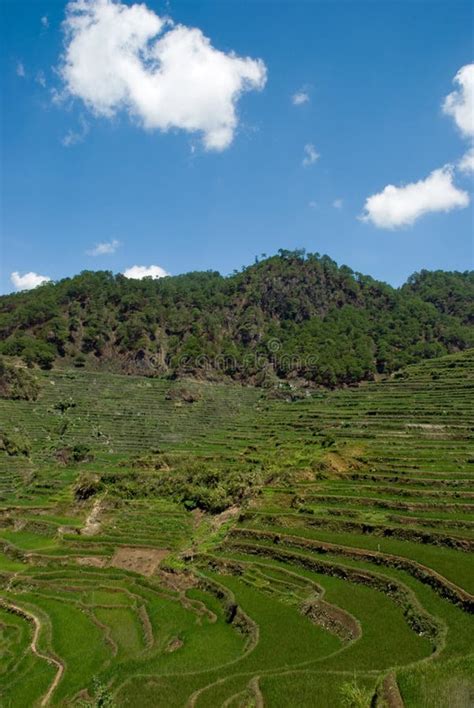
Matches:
[0,349,473,706]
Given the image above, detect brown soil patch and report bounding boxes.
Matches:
[165,636,184,653]
[81,497,103,537]
[211,505,240,531]
[110,547,169,576]
[157,569,197,592]
[76,556,108,568]
[191,508,204,529]
[325,452,350,473]
[323,449,365,474]
[302,597,361,643]
[138,604,154,648]
[381,673,404,708]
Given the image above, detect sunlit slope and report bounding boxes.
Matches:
[0,349,473,706]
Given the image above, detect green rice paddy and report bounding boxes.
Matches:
[0,349,473,706]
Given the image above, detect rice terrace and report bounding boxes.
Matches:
[0,342,473,706]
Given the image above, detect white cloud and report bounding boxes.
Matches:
[459,147,474,173]
[292,91,309,106]
[11,271,51,290]
[16,61,25,78]
[302,143,319,167]
[361,165,469,229]
[58,0,267,151]
[41,15,49,29]
[36,71,47,88]
[360,64,473,231]
[308,200,318,209]
[123,265,169,279]
[86,239,120,256]
[332,198,343,209]
[443,64,474,138]
[61,115,89,146]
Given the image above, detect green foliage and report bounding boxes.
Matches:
[0,357,40,400]
[321,433,336,448]
[53,398,76,413]
[57,444,94,467]
[73,353,86,368]
[403,269,474,324]
[0,335,55,369]
[71,444,93,462]
[0,255,472,387]
[79,677,115,707]
[0,428,30,456]
[74,472,102,500]
[340,677,373,707]
[100,453,265,513]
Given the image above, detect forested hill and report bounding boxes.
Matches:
[1,250,473,387]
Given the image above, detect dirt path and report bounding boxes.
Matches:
[0,598,64,706]
[248,676,264,708]
[221,676,263,708]
[81,494,105,536]
[381,672,405,708]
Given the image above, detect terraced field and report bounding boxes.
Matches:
[0,350,473,706]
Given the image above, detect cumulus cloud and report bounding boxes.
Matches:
[11,271,51,290]
[123,265,169,279]
[58,0,267,150]
[443,64,474,138]
[302,143,319,167]
[308,200,318,209]
[333,198,343,209]
[86,239,120,256]
[361,165,469,229]
[444,65,474,176]
[41,15,49,29]
[292,90,309,106]
[361,64,473,230]
[459,147,474,174]
[16,61,25,78]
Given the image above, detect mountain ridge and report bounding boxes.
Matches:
[1,250,473,386]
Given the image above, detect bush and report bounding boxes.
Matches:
[321,433,336,448]
[74,473,102,501]
[23,341,55,370]
[0,357,40,400]
[55,444,93,465]
[72,444,93,462]
[110,453,264,513]
[73,353,86,368]
[165,386,202,403]
[0,429,30,457]
[53,398,76,413]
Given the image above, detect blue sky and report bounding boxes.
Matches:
[1,0,473,294]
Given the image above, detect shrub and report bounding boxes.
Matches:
[53,398,76,414]
[56,444,93,465]
[321,433,336,448]
[0,429,30,457]
[73,353,86,368]
[74,473,102,501]
[0,357,40,400]
[340,678,373,708]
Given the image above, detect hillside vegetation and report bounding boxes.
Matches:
[0,349,472,706]
[1,250,473,386]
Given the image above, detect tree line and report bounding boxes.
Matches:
[0,250,472,387]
